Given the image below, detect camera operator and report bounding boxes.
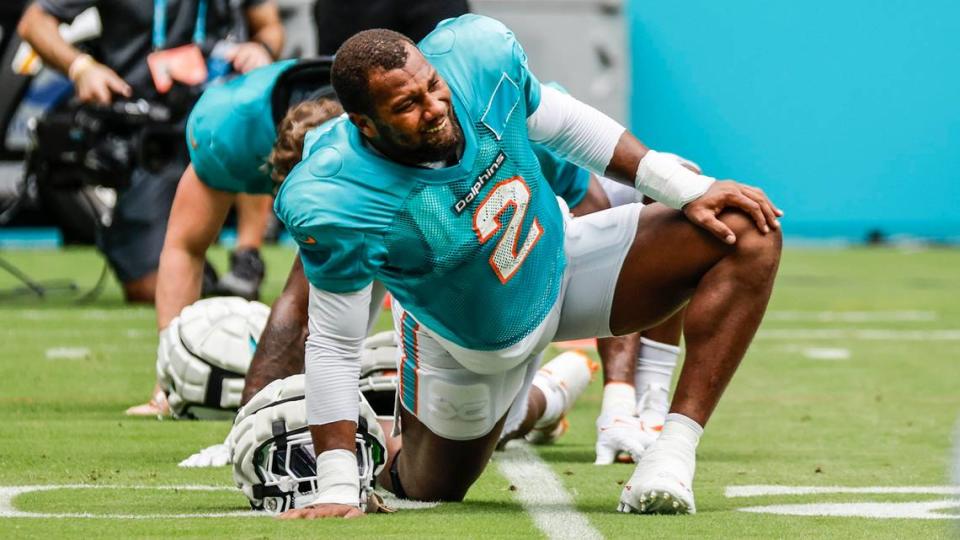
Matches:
[17,0,283,303]
[313,0,470,56]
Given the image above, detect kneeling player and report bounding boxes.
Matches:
[275,17,781,517]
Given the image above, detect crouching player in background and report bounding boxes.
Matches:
[135,59,342,417]
[275,16,781,518]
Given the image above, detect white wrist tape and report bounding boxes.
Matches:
[601,382,636,416]
[635,150,715,209]
[303,449,361,507]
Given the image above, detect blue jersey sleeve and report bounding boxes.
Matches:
[275,163,388,293]
[533,144,590,208]
[294,226,387,293]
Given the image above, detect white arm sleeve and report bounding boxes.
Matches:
[305,283,372,426]
[527,83,626,176]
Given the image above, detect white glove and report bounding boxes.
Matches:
[179,441,231,468]
[594,412,655,465]
[595,383,656,465]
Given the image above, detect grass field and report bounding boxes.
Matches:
[1,245,959,538]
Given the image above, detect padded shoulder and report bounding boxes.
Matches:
[187,60,297,194]
[419,15,540,121]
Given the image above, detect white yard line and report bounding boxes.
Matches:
[11,310,154,321]
[0,484,439,519]
[800,347,850,360]
[0,485,262,519]
[756,329,960,341]
[766,311,938,322]
[726,485,960,497]
[727,485,960,520]
[738,501,960,520]
[495,444,603,540]
[45,347,90,360]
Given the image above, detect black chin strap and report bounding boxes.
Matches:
[388,448,409,500]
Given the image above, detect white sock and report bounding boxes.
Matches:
[532,375,565,428]
[531,351,596,428]
[646,413,702,467]
[660,413,703,446]
[635,337,680,414]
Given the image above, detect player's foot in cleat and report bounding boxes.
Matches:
[526,350,599,445]
[619,414,701,515]
[526,417,569,445]
[216,248,265,300]
[125,384,170,417]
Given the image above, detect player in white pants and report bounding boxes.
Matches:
[276,20,782,518]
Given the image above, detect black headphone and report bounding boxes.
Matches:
[270,57,338,126]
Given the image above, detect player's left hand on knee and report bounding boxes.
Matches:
[278,503,364,520]
[683,181,784,244]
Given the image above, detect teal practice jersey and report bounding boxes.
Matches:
[533,144,589,208]
[187,60,297,195]
[276,15,569,351]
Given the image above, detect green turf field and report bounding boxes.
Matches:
[1,246,958,538]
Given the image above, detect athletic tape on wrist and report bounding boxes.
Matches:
[302,449,361,507]
[634,150,715,209]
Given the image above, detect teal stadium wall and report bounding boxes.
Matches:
[627,1,960,242]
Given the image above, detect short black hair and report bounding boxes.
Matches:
[332,29,415,116]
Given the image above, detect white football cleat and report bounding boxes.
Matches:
[618,418,699,515]
[526,350,598,445]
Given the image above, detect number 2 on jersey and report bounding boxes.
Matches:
[473,177,543,284]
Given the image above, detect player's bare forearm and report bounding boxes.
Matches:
[235,194,272,250]
[603,131,649,187]
[245,2,284,58]
[241,316,306,404]
[156,167,233,329]
[310,421,357,453]
[241,258,310,404]
[17,4,82,74]
[156,247,206,330]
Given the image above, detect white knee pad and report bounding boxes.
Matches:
[410,360,531,441]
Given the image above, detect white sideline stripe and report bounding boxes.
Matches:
[495,444,602,540]
[0,485,263,519]
[726,485,960,497]
[766,310,937,322]
[739,501,960,520]
[0,484,440,519]
[45,347,90,360]
[12,309,153,321]
[756,329,960,341]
